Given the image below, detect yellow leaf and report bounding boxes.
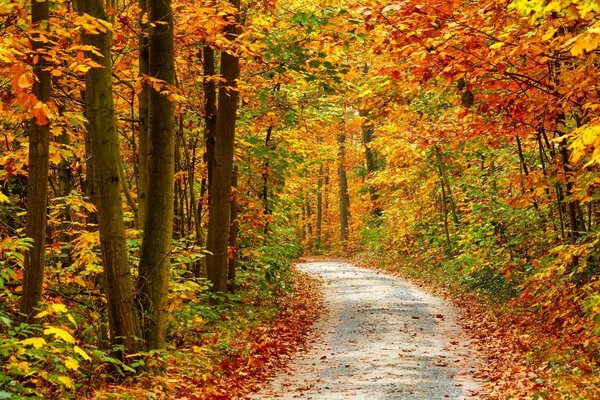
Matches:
[57,375,74,388]
[542,27,557,41]
[50,303,68,314]
[66,313,77,327]
[20,337,47,349]
[74,345,91,361]
[15,361,30,373]
[34,310,49,318]
[489,42,504,50]
[64,357,79,371]
[0,192,8,203]
[44,327,75,343]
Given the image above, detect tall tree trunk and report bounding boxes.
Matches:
[138,0,176,350]
[82,0,143,352]
[359,110,381,218]
[21,0,51,322]
[338,133,350,243]
[204,44,217,193]
[56,106,73,244]
[435,146,460,226]
[262,126,272,235]
[137,0,149,227]
[194,177,207,278]
[81,0,143,354]
[323,165,330,244]
[440,180,451,244]
[560,137,579,244]
[315,163,323,250]
[228,166,238,291]
[206,0,241,293]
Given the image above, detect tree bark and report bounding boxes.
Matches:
[204,44,217,194]
[338,133,350,243]
[138,0,176,350]
[21,0,51,322]
[262,126,272,235]
[206,0,241,294]
[359,110,381,218]
[137,0,149,227]
[80,0,143,354]
[435,146,460,226]
[315,163,323,250]
[228,166,238,291]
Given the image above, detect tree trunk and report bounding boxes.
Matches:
[228,166,238,291]
[206,0,241,294]
[20,0,51,322]
[338,133,350,243]
[137,0,149,227]
[56,106,73,244]
[80,0,143,354]
[204,44,217,193]
[138,0,176,350]
[262,126,272,235]
[435,146,460,226]
[315,163,323,250]
[359,110,381,218]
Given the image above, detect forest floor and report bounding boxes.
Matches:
[249,261,485,399]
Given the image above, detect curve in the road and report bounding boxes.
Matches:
[250,261,485,400]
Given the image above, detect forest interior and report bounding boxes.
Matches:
[0,0,599,398]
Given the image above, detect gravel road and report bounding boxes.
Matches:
[249,261,485,399]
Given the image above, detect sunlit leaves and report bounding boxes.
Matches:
[19,337,47,349]
[43,327,75,344]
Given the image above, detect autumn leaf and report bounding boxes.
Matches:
[64,357,79,371]
[19,337,47,349]
[74,346,92,361]
[57,376,74,388]
[44,327,75,343]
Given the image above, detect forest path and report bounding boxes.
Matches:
[249,261,485,399]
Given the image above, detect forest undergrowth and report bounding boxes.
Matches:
[93,267,321,400]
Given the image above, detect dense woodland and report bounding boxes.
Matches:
[0,0,599,398]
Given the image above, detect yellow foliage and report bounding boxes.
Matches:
[19,337,47,349]
[74,345,92,361]
[57,375,74,388]
[64,357,79,371]
[43,327,75,344]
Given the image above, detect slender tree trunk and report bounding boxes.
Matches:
[440,180,450,244]
[323,165,330,244]
[262,126,272,235]
[315,163,323,250]
[138,0,149,227]
[138,0,176,350]
[204,44,217,193]
[338,133,350,243]
[435,146,460,226]
[359,110,381,218]
[560,137,579,244]
[21,0,51,322]
[194,177,207,278]
[56,108,72,244]
[228,166,238,291]
[516,135,541,214]
[206,0,241,293]
[193,36,217,280]
[81,0,143,353]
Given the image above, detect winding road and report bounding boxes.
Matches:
[250,261,485,399]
